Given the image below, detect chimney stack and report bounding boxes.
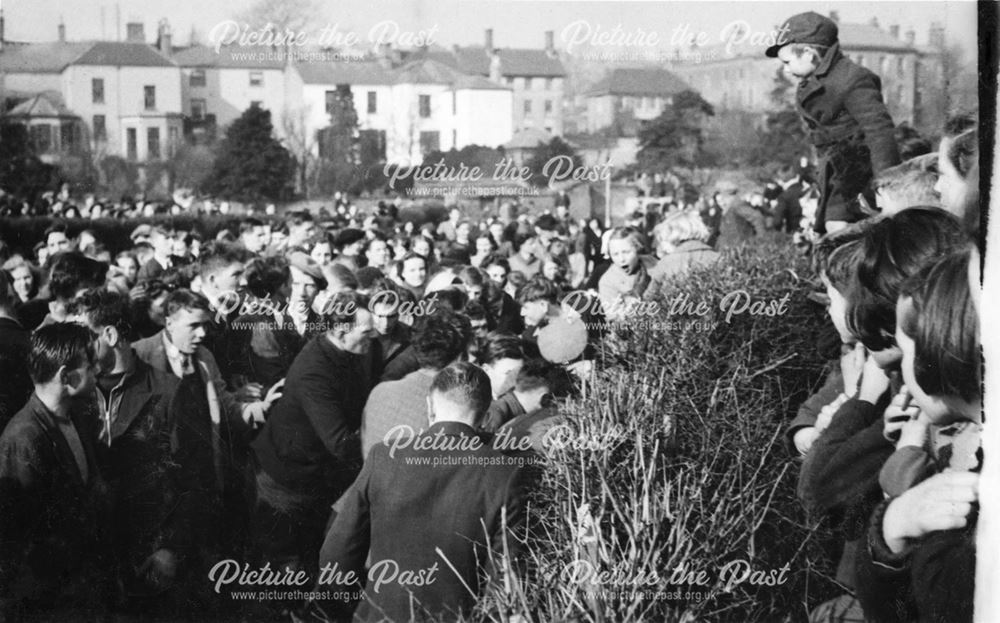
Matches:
[485,28,494,52]
[545,30,554,52]
[157,19,172,55]
[58,19,66,42]
[869,17,879,28]
[0,9,4,50]
[828,11,839,23]
[905,28,916,46]
[126,21,145,43]
[890,24,900,39]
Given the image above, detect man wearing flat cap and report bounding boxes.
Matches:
[232,252,329,390]
[330,228,365,273]
[766,11,900,234]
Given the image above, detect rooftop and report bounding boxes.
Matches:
[0,40,174,72]
[585,67,690,97]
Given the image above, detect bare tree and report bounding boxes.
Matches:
[282,104,319,197]
[236,0,321,33]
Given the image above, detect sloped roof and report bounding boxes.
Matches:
[296,60,395,85]
[504,128,553,149]
[393,58,463,84]
[586,68,690,97]
[6,91,76,117]
[172,44,286,69]
[450,74,510,91]
[453,46,566,77]
[0,41,93,73]
[73,42,175,67]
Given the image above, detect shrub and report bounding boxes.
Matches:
[477,235,844,622]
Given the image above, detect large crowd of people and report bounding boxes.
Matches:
[0,10,986,621]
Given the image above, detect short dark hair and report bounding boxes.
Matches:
[44,222,69,240]
[0,271,16,312]
[518,276,559,305]
[482,254,510,274]
[848,207,969,351]
[898,247,979,404]
[164,288,213,319]
[478,332,525,366]
[245,256,290,299]
[73,287,133,339]
[287,210,314,227]
[413,309,471,370]
[430,362,492,423]
[28,322,96,384]
[535,214,558,232]
[514,358,577,398]
[812,221,875,279]
[199,240,248,277]
[48,251,108,301]
[240,217,265,234]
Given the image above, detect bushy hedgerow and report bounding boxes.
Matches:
[0,214,287,258]
[475,234,844,623]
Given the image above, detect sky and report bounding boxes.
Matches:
[0,0,979,58]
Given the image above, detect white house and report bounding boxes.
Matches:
[297,57,513,166]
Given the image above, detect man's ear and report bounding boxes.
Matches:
[105,325,120,348]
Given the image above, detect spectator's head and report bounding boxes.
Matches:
[936,118,978,234]
[514,233,539,260]
[428,362,492,427]
[713,179,742,211]
[77,229,98,256]
[0,270,18,315]
[849,207,969,366]
[541,256,568,283]
[369,282,404,337]
[149,225,174,259]
[3,256,39,303]
[410,234,433,261]
[44,222,72,258]
[607,227,644,272]
[398,252,428,290]
[478,332,525,398]
[412,309,471,371]
[518,276,559,327]
[245,256,291,301]
[70,288,133,373]
[474,232,496,257]
[286,210,317,248]
[488,222,505,244]
[324,290,376,355]
[897,247,980,424]
[287,252,326,313]
[334,228,366,257]
[653,210,711,255]
[48,251,108,304]
[163,289,213,355]
[513,358,577,413]
[818,234,867,344]
[133,241,154,266]
[114,251,140,286]
[321,262,359,296]
[363,235,391,270]
[28,322,97,398]
[239,217,268,254]
[455,220,473,244]
[198,240,248,301]
[311,235,335,265]
[457,266,487,302]
[483,255,510,288]
[873,155,939,214]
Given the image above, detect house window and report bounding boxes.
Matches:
[190,69,206,87]
[367,91,377,114]
[880,56,889,75]
[897,57,905,76]
[506,76,514,85]
[144,85,156,110]
[525,77,533,90]
[93,115,107,142]
[30,125,52,153]
[524,100,532,114]
[325,90,336,115]
[126,128,137,160]
[250,71,263,87]
[544,99,552,113]
[191,99,206,120]
[148,128,160,159]
[545,78,553,90]
[419,94,431,118]
[419,130,439,155]
[251,100,262,108]
[92,78,104,104]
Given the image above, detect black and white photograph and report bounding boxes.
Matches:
[0,0,994,621]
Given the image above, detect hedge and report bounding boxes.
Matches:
[473,234,844,622]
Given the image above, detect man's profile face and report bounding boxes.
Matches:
[339,309,377,354]
[47,231,70,256]
[209,262,246,297]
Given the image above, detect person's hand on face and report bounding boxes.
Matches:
[882,470,979,554]
[883,385,920,442]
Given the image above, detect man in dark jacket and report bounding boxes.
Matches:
[72,288,216,612]
[766,12,900,234]
[0,272,32,432]
[0,323,108,620]
[311,363,534,622]
[251,291,377,579]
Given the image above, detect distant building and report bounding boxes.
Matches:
[298,57,513,166]
[670,14,945,126]
[423,29,567,136]
[582,67,691,134]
